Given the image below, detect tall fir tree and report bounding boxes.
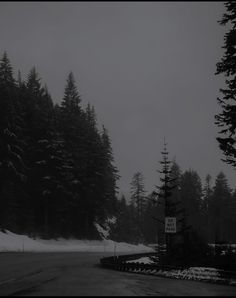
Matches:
[201,174,213,241]
[155,139,177,255]
[0,51,15,87]
[99,126,119,219]
[179,169,202,233]
[215,1,236,167]
[228,189,236,242]
[0,52,25,231]
[59,72,88,236]
[130,171,146,240]
[0,54,119,240]
[209,172,232,243]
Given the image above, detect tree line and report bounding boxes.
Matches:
[215,1,236,168]
[110,1,236,248]
[1,2,235,245]
[1,50,235,246]
[110,157,236,246]
[0,52,119,239]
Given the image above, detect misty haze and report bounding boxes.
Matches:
[0,1,236,296]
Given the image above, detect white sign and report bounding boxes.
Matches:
[165,217,176,233]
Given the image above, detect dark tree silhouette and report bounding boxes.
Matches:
[0,52,26,232]
[155,139,177,256]
[0,52,119,239]
[130,171,146,230]
[215,1,236,167]
[208,172,232,244]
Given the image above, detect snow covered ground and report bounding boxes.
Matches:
[0,230,154,253]
[125,256,236,285]
[127,256,154,264]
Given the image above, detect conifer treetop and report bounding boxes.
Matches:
[0,51,15,87]
[61,72,81,110]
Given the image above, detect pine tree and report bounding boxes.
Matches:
[60,71,83,157]
[142,192,159,244]
[209,172,232,243]
[0,52,26,231]
[215,1,236,167]
[168,160,187,244]
[109,195,131,243]
[155,139,177,256]
[169,159,182,215]
[0,51,15,88]
[81,104,105,229]
[110,195,143,244]
[59,72,86,236]
[61,71,81,114]
[201,174,213,241]
[17,70,23,88]
[180,169,202,232]
[130,171,146,238]
[53,105,79,238]
[176,170,211,265]
[0,53,120,240]
[228,189,236,242]
[85,103,97,130]
[99,126,119,219]
[26,67,44,99]
[22,68,61,237]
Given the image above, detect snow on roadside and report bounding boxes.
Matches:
[0,230,154,253]
[127,256,154,264]
[126,256,236,285]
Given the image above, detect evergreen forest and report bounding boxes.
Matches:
[0,51,236,250]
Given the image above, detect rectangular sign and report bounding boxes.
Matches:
[165,217,176,233]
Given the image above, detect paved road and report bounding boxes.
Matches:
[0,252,236,296]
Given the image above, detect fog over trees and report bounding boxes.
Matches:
[0,2,235,249]
[0,50,236,247]
[0,52,118,239]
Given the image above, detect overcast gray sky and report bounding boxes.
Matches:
[0,1,235,196]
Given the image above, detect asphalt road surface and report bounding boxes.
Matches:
[0,252,236,296]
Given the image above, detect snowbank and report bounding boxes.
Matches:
[0,230,154,253]
[127,256,154,264]
[126,256,236,285]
